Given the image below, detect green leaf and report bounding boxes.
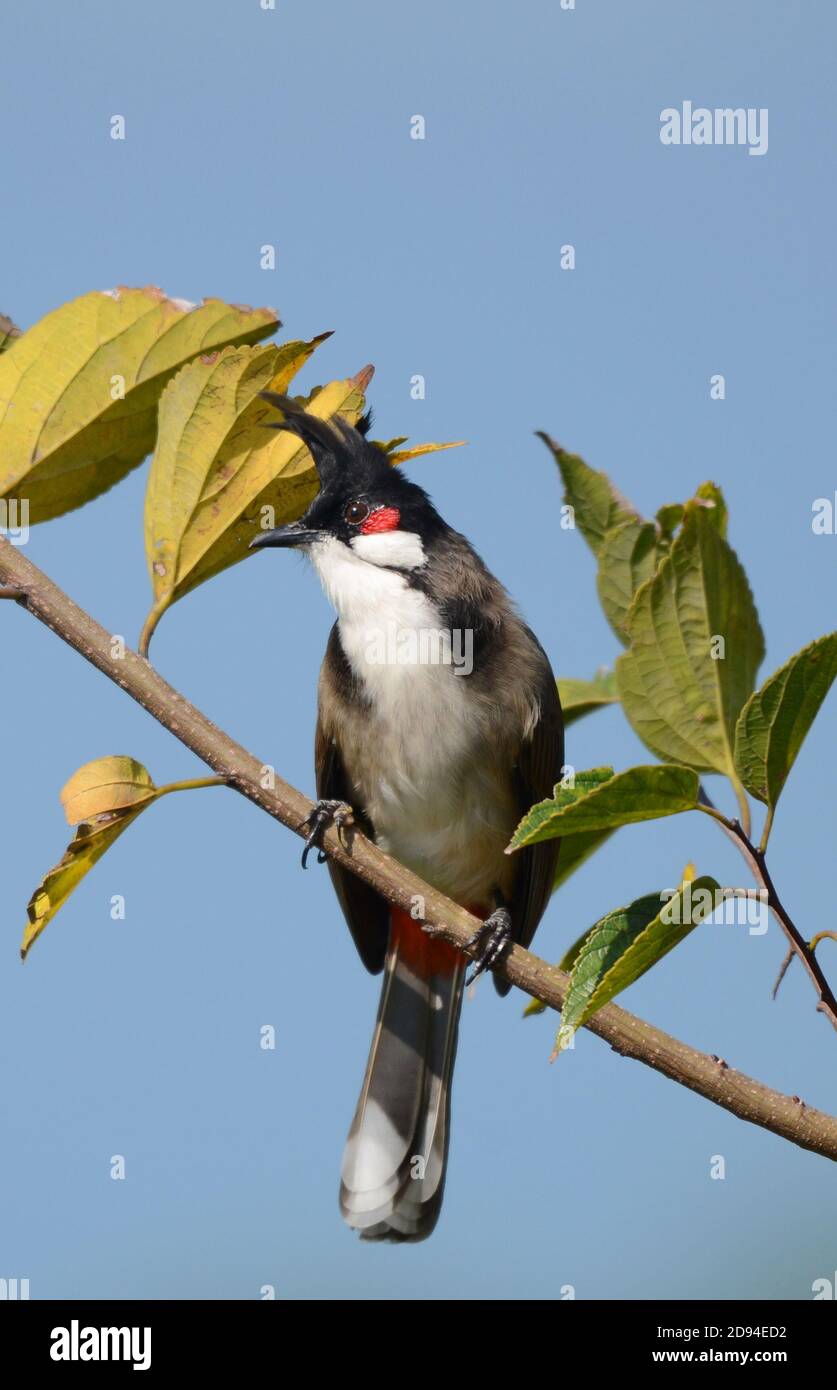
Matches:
[734,632,837,807]
[553,827,616,891]
[0,288,279,524]
[597,519,661,644]
[140,340,357,651]
[616,504,764,774]
[508,764,700,850]
[655,502,684,538]
[537,433,638,556]
[557,670,620,726]
[554,877,721,1053]
[0,313,22,353]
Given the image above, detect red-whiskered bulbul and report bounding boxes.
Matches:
[251,394,563,1241]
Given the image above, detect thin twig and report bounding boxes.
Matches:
[773,948,794,999]
[699,786,837,1032]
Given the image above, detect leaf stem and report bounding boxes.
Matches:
[155,776,229,798]
[138,595,171,658]
[810,932,837,953]
[694,798,736,830]
[759,805,775,855]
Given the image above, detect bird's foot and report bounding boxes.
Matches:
[301,799,353,869]
[465,906,513,986]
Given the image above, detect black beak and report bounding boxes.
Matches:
[249,521,323,551]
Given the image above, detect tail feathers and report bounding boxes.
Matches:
[340,910,465,1242]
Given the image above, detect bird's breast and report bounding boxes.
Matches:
[336,612,518,908]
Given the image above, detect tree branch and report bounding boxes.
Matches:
[2,534,837,1162]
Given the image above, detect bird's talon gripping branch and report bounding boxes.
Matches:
[465,906,513,987]
[301,799,353,869]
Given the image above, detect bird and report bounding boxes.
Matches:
[250,393,563,1241]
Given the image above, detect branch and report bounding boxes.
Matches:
[698,787,837,1033]
[2,536,837,1163]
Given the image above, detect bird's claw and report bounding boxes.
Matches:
[465,906,513,986]
[301,799,352,869]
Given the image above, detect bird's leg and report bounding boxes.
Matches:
[300,799,353,869]
[464,895,513,986]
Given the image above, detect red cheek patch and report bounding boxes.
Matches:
[360,506,401,534]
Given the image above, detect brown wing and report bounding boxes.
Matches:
[315,717,389,974]
[496,653,564,997]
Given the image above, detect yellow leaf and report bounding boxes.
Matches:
[20,810,146,960]
[140,351,366,652]
[60,756,158,825]
[372,437,409,454]
[0,287,279,523]
[268,331,332,393]
[388,440,466,466]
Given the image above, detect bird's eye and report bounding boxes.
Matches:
[345,500,370,526]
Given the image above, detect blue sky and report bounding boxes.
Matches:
[1,0,835,1299]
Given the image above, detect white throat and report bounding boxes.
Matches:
[307,533,427,635]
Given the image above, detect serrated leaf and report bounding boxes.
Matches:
[0,313,22,353]
[558,670,620,726]
[554,876,721,1053]
[20,809,148,960]
[733,632,837,807]
[537,432,638,556]
[509,764,699,850]
[60,756,158,825]
[616,505,764,774]
[141,340,355,650]
[597,519,661,643]
[0,288,279,524]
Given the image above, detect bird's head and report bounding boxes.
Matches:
[249,393,444,575]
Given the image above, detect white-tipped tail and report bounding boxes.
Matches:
[340,913,465,1241]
